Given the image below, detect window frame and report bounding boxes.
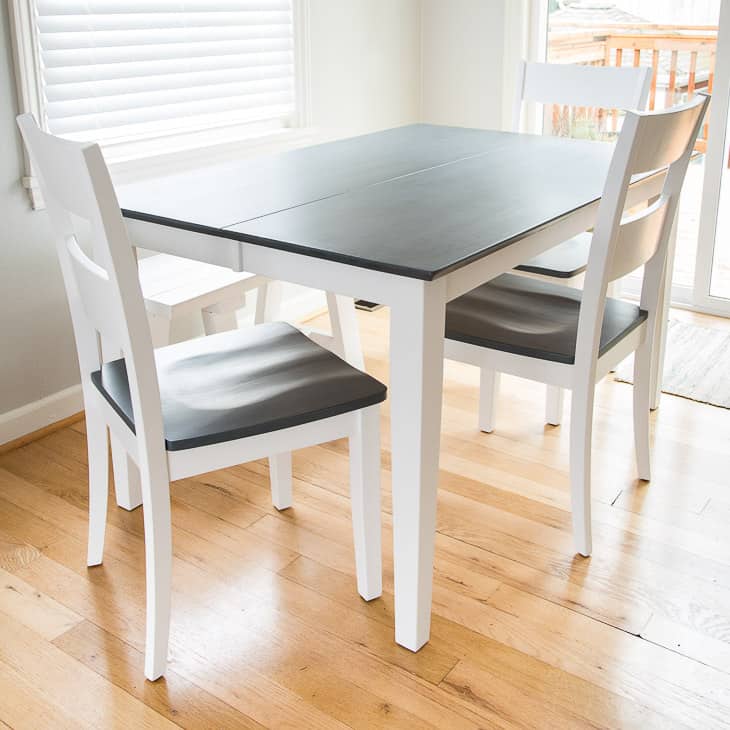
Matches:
[9,0,311,209]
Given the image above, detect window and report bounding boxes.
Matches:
[10,0,309,207]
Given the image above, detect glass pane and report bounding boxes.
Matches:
[709,110,730,298]
[547,0,721,293]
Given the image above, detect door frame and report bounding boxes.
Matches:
[693,0,730,315]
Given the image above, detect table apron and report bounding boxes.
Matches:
[123,171,664,308]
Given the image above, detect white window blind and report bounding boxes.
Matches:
[33,0,298,144]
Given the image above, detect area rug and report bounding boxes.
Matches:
[614,319,730,409]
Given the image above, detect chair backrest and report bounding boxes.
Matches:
[513,60,652,134]
[16,114,166,465]
[575,94,710,376]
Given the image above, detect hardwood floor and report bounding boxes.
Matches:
[1,307,729,729]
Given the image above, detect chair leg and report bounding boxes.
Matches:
[568,384,594,557]
[201,304,238,335]
[327,292,365,370]
[349,406,382,601]
[651,208,678,411]
[650,301,669,411]
[478,369,499,433]
[101,332,144,512]
[633,338,652,482]
[606,281,620,374]
[254,281,282,324]
[110,438,143,510]
[545,386,565,426]
[140,469,173,681]
[269,452,293,510]
[147,313,172,348]
[85,405,109,567]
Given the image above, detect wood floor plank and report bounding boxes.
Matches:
[285,428,730,601]
[640,612,730,675]
[0,496,66,556]
[0,566,83,641]
[0,612,177,729]
[246,489,652,636]
[0,533,41,573]
[480,585,730,728]
[37,533,481,730]
[15,551,351,730]
[53,620,266,730]
[316,415,730,576]
[0,466,297,579]
[441,656,690,730]
[249,568,459,684]
[700,497,730,532]
[251,471,730,660]
[434,488,730,642]
[281,443,730,639]
[15,516,473,727]
[0,659,88,730]
[279,557,689,730]
[270,536,721,727]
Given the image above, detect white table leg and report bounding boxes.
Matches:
[389,279,446,652]
[650,208,678,410]
[255,280,282,324]
[327,293,365,370]
[147,313,172,348]
[201,306,238,335]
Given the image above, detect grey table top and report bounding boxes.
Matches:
[119,124,614,280]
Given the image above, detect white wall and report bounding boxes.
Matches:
[420,0,507,131]
[0,3,82,419]
[309,0,421,137]
[0,0,423,439]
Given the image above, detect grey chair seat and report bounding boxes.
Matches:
[514,232,592,278]
[445,273,647,365]
[91,322,387,451]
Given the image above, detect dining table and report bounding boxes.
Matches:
[117,123,667,653]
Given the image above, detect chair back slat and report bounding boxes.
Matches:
[17,113,166,463]
[608,196,670,282]
[603,97,709,283]
[65,234,123,342]
[628,99,709,174]
[575,95,710,379]
[513,61,652,133]
[17,117,102,224]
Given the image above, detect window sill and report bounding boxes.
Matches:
[108,125,323,187]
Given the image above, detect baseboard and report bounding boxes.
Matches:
[0,384,84,448]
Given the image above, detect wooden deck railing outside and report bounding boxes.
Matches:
[547,23,718,151]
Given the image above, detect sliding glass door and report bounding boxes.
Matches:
[541,0,727,314]
[695,0,730,314]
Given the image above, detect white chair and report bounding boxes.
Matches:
[17,113,387,681]
[137,254,362,359]
[137,252,274,347]
[479,61,653,431]
[445,95,709,556]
